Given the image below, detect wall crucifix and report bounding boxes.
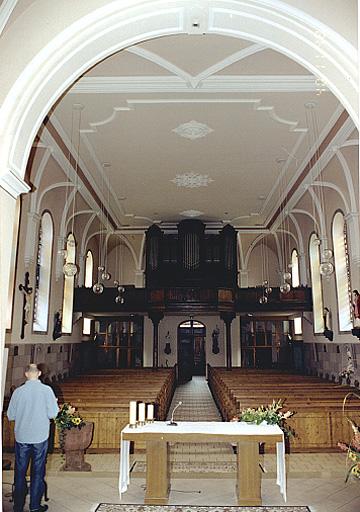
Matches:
[19,272,33,339]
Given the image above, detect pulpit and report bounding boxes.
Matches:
[120,421,285,506]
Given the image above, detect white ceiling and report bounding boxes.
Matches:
[50,33,342,231]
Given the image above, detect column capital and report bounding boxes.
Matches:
[148,311,164,325]
[220,311,236,324]
[0,168,30,198]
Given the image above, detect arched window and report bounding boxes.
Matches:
[309,234,324,334]
[291,249,302,335]
[62,233,76,334]
[84,250,93,287]
[332,212,352,331]
[33,212,53,332]
[291,249,300,287]
[83,250,93,335]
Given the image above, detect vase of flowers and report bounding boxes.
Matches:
[233,399,294,437]
[55,403,94,471]
[338,392,360,481]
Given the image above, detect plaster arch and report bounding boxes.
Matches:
[0,0,357,195]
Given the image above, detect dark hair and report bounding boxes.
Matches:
[353,290,359,296]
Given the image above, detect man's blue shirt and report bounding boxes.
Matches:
[7,380,59,443]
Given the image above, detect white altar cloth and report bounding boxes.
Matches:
[119,421,286,501]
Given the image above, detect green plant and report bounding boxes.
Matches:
[236,399,294,437]
[338,392,360,482]
[55,403,86,454]
[55,402,85,431]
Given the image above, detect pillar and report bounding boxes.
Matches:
[221,311,236,370]
[148,312,164,369]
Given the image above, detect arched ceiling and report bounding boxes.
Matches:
[45,33,347,231]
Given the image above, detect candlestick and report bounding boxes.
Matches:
[138,402,146,426]
[147,403,154,422]
[129,400,137,427]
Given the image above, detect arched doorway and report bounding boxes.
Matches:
[178,319,206,383]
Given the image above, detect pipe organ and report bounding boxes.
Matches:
[145,220,237,288]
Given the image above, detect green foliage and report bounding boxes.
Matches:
[54,402,85,432]
[238,399,294,437]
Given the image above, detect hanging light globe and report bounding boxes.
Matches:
[322,249,333,260]
[63,262,78,277]
[117,286,125,293]
[101,271,111,281]
[280,282,291,294]
[313,237,321,246]
[262,280,268,286]
[113,280,119,287]
[115,295,125,304]
[92,282,104,294]
[283,271,292,281]
[259,296,264,304]
[265,287,272,295]
[319,261,334,277]
[98,265,105,272]
[288,263,293,269]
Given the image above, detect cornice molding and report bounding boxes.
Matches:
[71,75,320,94]
[0,0,18,35]
[0,168,30,198]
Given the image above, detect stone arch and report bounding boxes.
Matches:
[0,0,357,193]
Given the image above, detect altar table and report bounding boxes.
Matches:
[119,421,286,506]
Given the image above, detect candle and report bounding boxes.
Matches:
[147,403,154,421]
[129,401,137,426]
[138,402,146,423]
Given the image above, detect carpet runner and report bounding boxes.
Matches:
[95,505,310,512]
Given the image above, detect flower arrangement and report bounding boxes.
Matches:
[233,399,294,437]
[338,392,360,482]
[55,403,85,432]
[338,420,360,481]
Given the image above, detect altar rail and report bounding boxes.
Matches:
[208,366,360,451]
[3,367,176,452]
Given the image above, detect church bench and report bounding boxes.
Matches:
[208,366,359,451]
[3,367,176,452]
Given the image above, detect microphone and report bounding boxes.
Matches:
[168,401,182,426]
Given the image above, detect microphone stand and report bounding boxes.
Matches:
[167,401,182,426]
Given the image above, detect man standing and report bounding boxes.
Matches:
[7,363,59,512]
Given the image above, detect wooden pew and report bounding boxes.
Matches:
[3,367,176,452]
[208,366,360,451]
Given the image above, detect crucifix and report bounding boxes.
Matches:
[19,272,33,339]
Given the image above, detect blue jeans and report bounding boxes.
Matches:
[14,439,48,512]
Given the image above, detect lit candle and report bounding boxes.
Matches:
[129,401,137,426]
[147,403,154,421]
[138,402,146,424]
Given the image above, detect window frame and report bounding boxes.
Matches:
[332,210,352,332]
[32,210,54,334]
[309,233,324,334]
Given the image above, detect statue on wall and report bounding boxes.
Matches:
[52,311,62,341]
[212,324,220,354]
[164,331,172,354]
[323,307,333,341]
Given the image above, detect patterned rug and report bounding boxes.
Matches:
[131,461,238,474]
[95,506,310,512]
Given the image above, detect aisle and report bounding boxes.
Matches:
[167,376,234,470]
[131,376,235,476]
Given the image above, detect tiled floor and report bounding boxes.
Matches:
[3,377,360,512]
